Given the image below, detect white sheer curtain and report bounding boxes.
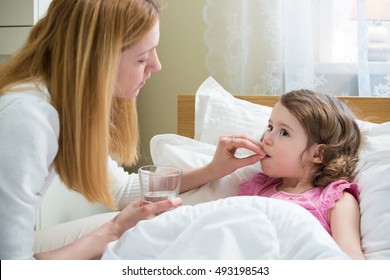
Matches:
[203,0,390,96]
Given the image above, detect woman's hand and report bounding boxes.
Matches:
[207,135,267,178]
[180,135,266,193]
[111,197,183,238]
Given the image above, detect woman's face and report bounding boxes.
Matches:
[114,20,161,99]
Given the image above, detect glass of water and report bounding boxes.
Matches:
[138,165,182,203]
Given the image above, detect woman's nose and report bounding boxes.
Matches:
[149,49,161,72]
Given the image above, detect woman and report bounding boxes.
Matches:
[0,0,264,259]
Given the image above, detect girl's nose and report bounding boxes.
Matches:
[262,133,273,146]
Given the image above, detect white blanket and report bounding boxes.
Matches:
[102,197,349,260]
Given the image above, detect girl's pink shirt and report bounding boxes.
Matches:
[239,173,359,235]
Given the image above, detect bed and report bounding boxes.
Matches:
[101,77,390,260]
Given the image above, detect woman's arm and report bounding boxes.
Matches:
[34,198,182,259]
[329,192,365,260]
[180,135,266,193]
[35,134,263,259]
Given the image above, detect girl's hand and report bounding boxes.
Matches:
[208,135,267,179]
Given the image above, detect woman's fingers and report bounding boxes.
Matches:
[141,197,183,216]
[222,135,266,157]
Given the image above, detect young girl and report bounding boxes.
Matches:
[239,89,365,259]
[0,0,263,260]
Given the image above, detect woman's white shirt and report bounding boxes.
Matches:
[0,84,140,259]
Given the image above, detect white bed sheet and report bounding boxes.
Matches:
[102,196,348,260]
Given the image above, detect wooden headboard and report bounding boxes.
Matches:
[177,94,390,139]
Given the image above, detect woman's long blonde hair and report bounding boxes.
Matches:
[0,0,160,209]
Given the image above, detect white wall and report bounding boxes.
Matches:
[135,0,210,170]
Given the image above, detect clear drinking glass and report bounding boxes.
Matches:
[138,165,182,202]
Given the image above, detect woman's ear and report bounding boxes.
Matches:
[311,144,323,164]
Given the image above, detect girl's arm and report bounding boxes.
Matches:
[179,135,266,193]
[329,192,366,260]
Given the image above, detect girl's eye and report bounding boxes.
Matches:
[267,124,273,131]
[280,129,289,136]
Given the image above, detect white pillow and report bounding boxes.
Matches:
[359,121,390,158]
[357,121,390,260]
[356,151,390,259]
[195,77,272,145]
[355,123,390,260]
[195,77,384,150]
[150,134,260,205]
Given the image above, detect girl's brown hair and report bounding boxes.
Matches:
[280,89,361,187]
[0,0,161,208]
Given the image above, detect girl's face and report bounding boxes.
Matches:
[261,102,317,180]
[114,20,161,99]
